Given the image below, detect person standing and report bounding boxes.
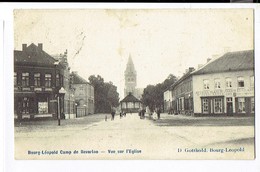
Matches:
[111,107,115,121]
[157,107,161,120]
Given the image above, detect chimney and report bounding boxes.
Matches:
[207,58,211,63]
[189,67,195,72]
[38,43,43,50]
[22,44,27,51]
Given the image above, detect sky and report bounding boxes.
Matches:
[14,9,254,99]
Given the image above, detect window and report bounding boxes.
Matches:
[203,79,209,90]
[214,79,221,89]
[202,99,208,113]
[122,102,126,108]
[225,78,232,88]
[227,97,232,102]
[45,74,52,87]
[237,77,244,88]
[14,72,17,86]
[128,102,134,108]
[251,97,255,113]
[34,73,41,87]
[22,72,29,86]
[250,76,254,87]
[238,98,245,113]
[214,98,222,113]
[56,74,60,86]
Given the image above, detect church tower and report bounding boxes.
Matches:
[124,54,137,97]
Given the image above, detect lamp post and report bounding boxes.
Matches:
[57,87,66,125]
[75,103,78,118]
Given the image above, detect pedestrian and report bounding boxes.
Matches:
[152,110,156,121]
[120,111,122,119]
[142,108,146,119]
[111,107,116,121]
[157,107,161,120]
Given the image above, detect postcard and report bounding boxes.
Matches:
[11,7,255,161]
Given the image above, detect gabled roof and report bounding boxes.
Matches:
[70,72,90,85]
[14,43,57,66]
[192,50,254,75]
[120,93,141,103]
[169,71,193,91]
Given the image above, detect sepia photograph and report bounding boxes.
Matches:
[12,7,255,161]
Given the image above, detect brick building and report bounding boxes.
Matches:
[14,43,65,119]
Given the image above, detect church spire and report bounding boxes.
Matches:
[124,54,137,97]
[125,54,136,75]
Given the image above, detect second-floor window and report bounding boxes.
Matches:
[34,73,41,87]
[22,72,29,87]
[214,79,221,89]
[225,78,232,88]
[56,74,60,86]
[237,77,244,88]
[45,74,52,87]
[203,79,209,90]
[14,72,17,86]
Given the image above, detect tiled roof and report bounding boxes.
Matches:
[168,70,193,91]
[192,50,254,75]
[70,72,89,84]
[14,43,57,66]
[120,93,141,103]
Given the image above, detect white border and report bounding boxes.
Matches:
[1,3,260,172]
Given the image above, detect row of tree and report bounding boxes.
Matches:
[141,74,178,111]
[88,75,120,113]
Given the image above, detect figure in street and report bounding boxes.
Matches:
[157,107,161,120]
[111,107,116,121]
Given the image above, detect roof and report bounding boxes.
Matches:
[120,93,141,103]
[14,43,57,67]
[192,50,254,75]
[70,72,90,85]
[169,70,193,91]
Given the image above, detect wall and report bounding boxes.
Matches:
[192,70,254,114]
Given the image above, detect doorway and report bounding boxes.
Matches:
[226,97,233,116]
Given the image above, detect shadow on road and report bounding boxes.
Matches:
[152,116,254,127]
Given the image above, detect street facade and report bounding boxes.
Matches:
[14,43,94,120]
[165,50,254,116]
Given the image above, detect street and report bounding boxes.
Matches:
[15,113,255,160]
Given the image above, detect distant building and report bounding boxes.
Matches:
[167,50,254,116]
[14,43,65,119]
[124,54,143,99]
[163,90,173,113]
[70,71,94,117]
[120,92,142,113]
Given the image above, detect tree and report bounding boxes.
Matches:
[141,74,177,111]
[89,75,120,113]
